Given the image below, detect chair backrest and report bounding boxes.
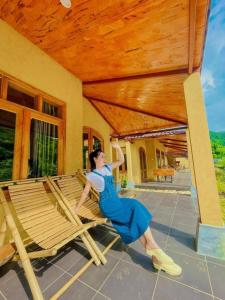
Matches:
[51,174,103,221]
[4,180,81,250]
[57,175,85,207]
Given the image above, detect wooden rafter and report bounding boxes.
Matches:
[188,0,198,73]
[86,96,186,125]
[87,98,119,135]
[163,141,187,147]
[83,68,189,84]
[160,138,187,143]
[160,141,187,148]
[164,144,188,151]
[115,126,187,139]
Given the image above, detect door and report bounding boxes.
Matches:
[139,147,147,182]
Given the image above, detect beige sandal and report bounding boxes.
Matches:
[146,248,174,263]
[146,248,182,276]
[153,261,182,276]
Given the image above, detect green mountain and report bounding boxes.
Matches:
[210,131,225,146]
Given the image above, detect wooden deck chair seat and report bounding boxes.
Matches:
[0,178,108,300]
[49,171,120,266]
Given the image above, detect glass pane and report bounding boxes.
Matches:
[93,136,101,150]
[7,83,35,109]
[83,133,88,169]
[43,101,58,117]
[29,119,58,177]
[0,109,16,181]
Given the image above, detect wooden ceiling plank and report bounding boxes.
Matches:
[87,96,186,125]
[188,0,198,73]
[87,98,119,135]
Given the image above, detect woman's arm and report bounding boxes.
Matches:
[74,180,91,213]
[110,141,125,170]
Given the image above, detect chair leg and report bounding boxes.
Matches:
[0,190,44,300]
[47,178,103,265]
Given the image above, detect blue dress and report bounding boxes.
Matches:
[92,165,152,244]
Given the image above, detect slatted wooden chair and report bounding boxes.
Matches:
[49,171,120,263]
[0,177,108,300]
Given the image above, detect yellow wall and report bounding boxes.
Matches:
[0,20,83,174]
[83,97,112,163]
[0,21,113,244]
[176,157,189,169]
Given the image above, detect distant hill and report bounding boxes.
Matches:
[210,131,225,146]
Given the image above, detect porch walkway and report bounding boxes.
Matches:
[135,169,192,191]
[0,190,225,300]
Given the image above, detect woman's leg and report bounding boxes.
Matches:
[139,235,147,248]
[143,227,160,250]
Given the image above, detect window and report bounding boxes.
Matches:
[0,74,65,181]
[0,109,16,181]
[83,127,104,170]
[42,100,59,117]
[7,82,35,109]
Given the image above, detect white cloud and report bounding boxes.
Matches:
[201,69,216,92]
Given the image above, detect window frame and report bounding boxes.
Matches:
[83,127,104,170]
[0,72,66,180]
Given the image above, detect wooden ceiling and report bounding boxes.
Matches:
[0,0,209,142]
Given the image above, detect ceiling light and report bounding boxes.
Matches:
[60,0,72,8]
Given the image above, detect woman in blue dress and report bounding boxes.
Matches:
[75,141,182,276]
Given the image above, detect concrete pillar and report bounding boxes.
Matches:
[125,141,134,188]
[183,72,223,226]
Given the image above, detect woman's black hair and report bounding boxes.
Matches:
[89,148,102,171]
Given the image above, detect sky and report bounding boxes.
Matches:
[201,0,225,132]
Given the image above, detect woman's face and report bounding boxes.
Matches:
[94,152,106,168]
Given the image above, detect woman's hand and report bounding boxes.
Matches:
[74,204,80,215]
[111,141,120,149]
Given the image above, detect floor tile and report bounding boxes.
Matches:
[169,222,197,238]
[92,292,111,300]
[207,261,225,299]
[77,254,119,290]
[0,270,33,300]
[161,251,212,294]
[46,241,88,272]
[100,260,157,300]
[44,273,96,300]
[206,256,225,267]
[0,291,6,300]
[154,276,213,300]
[166,234,204,259]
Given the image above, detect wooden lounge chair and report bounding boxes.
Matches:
[0,177,108,300]
[49,171,120,263]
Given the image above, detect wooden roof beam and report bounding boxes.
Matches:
[164,144,188,151]
[113,126,187,139]
[160,141,188,147]
[160,138,187,143]
[86,96,186,125]
[83,68,189,85]
[188,0,198,74]
[87,98,120,135]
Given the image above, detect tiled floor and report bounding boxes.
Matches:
[1,190,225,300]
[135,169,192,191]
